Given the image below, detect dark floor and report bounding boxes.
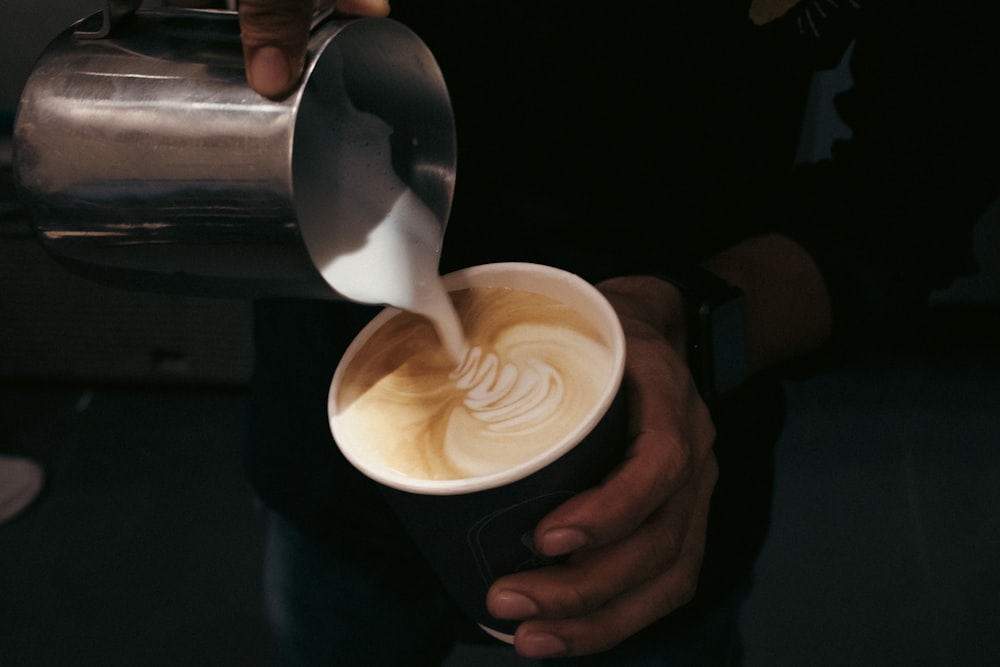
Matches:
[2,311,999,666]
[740,342,1000,667]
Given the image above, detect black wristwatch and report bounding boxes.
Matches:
[653,266,750,403]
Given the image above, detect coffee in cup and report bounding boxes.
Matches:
[332,281,616,481]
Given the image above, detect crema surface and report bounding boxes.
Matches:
[333,286,614,479]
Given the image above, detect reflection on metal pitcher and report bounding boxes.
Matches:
[13,8,455,299]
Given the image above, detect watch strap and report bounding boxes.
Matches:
[652,266,749,402]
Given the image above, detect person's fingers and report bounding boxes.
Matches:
[491,481,696,619]
[239,0,315,99]
[532,424,690,558]
[238,0,390,99]
[526,464,716,657]
[334,0,390,16]
[489,451,718,658]
[532,327,713,557]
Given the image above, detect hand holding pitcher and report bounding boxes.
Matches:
[238,0,391,98]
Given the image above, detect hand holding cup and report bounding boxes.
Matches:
[329,263,629,643]
[486,275,721,658]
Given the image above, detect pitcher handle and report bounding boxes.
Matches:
[75,0,143,39]
[76,0,334,40]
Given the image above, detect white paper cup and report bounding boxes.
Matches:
[328,262,627,641]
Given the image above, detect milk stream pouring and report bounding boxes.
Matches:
[290,66,464,361]
[13,5,457,309]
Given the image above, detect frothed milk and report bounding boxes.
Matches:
[332,285,616,479]
[293,49,464,362]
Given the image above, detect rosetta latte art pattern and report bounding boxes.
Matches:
[451,348,564,435]
[334,286,614,479]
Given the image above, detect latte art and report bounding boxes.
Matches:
[333,285,615,480]
[451,348,564,435]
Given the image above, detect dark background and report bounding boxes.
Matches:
[3,2,999,665]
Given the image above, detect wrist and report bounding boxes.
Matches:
[648,266,750,403]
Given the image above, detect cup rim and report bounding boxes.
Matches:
[328,262,626,496]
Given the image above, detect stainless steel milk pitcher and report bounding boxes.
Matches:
[13,2,456,298]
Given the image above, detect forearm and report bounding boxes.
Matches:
[601,233,831,388]
[701,233,832,373]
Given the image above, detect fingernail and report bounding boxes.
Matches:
[538,528,588,556]
[520,632,568,658]
[491,591,539,619]
[248,45,293,98]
